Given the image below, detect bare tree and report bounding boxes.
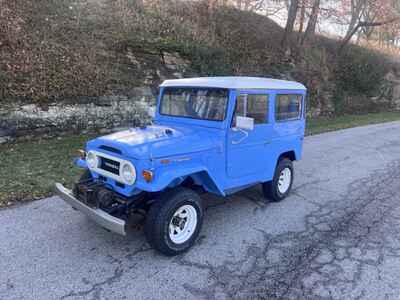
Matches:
[338,0,400,52]
[339,16,400,52]
[300,0,320,44]
[232,0,267,11]
[343,0,367,43]
[297,0,306,35]
[281,0,300,51]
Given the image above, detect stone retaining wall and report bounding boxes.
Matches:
[0,94,156,144]
[0,49,191,144]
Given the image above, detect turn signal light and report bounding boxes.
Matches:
[77,149,86,159]
[160,159,170,165]
[142,170,154,182]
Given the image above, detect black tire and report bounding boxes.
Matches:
[144,187,203,256]
[262,158,294,202]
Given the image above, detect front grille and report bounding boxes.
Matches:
[99,157,120,175]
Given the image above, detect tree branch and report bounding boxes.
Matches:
[339,16,400,53]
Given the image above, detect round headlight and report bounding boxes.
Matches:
[86,151,98,169]
[121,162,136,185]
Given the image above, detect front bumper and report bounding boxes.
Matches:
[55,183,126,236]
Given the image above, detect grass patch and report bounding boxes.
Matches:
[0,135,91,207]
[1,111,400,207]
[306,111,400,135]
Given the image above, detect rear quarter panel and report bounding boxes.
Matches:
[270,89,306,162]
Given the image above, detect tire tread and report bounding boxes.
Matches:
[144,187,203,256]
[262,158,294,202]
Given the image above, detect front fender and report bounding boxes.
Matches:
[74,157,88,169]
[135,163,224,195]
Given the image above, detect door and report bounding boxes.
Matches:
[227,91,275,178]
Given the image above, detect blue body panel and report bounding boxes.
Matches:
[79,84,307,198]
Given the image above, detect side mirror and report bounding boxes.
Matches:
[235,116,254,131]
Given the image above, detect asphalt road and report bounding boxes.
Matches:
[1,121,400,300]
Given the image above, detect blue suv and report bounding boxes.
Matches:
[56,77,307,255]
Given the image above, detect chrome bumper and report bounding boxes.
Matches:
[55,183,126,236]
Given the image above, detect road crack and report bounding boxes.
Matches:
[176,160,400,299]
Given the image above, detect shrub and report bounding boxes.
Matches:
[0,0,396,118]
[335,46,390,95]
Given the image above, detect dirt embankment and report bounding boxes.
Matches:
[1,0,400,142]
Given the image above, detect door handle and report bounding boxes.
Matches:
[264,140,272,145]
[231,128,249,145]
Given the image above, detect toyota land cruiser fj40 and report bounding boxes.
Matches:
[56,77,307,256]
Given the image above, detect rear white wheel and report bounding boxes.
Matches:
[263,158,294,202]
[277,167,292,194]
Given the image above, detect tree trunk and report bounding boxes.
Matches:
[300,0,320,44]
[281,0,299,51]
[343,0,365,43]
[207,0,218,42]
[339,23,362,53]
[298,0,306,35]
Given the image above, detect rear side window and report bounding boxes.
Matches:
[233,94,269,126]
[275,94,302,121]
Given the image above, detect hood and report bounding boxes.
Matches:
[87,124,221,160]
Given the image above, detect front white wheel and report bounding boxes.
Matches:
[145,187,203,256]
[169,205,198,244]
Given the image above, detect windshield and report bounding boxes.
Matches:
[160,87,228,121]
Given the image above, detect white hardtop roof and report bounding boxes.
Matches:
[160,76,306,90]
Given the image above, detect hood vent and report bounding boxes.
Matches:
[165,128,173,135]
[99,145,122,155]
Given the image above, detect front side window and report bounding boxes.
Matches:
[275,94,302,121]
[232,94,269,126]
[160,88,228,121]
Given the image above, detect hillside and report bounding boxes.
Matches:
[1,0,400,140]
